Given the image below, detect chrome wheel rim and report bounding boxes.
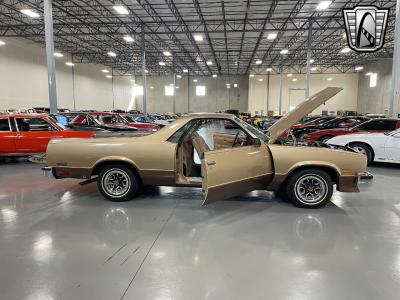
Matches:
[102,169,131,197]
[351,146,367,156]
[295,174,328,205]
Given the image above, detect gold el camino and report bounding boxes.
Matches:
[44,87,367,208]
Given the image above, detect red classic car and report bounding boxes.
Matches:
[89,112,159,132]
[0,114,93,157]
[304,118,400,142]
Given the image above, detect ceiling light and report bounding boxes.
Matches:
[309,59,315,63]
[316,1,332,10]
[206,61,213,66]
[65,62,75,67]
[292,78,298,82]
[355,66,364,71]
[310,67,317,71]
[123,35,134,42]
[212,74,217,78]
[255,60,262,65]
[113,5,129,15]
[54,52,63,57]
[102,69,109,73]
[249,74,255,78]
[0,40,6,46]
[342,33,347,39]
[106,75,112,78]
[266,68,272,72]
[182,69,188,73]
[193,34,203,42]
[107,51,117,57]
[233,83,238,88]
[287,73,293,77]
[159,61,166,66]
[145,69,149,73]
[258,78,263,82]
[176,74,182,78]
[267,33,277,40]
[163,51,172,56]
[176,86,180,89]
[193,79,198,82]
[150,86,154,89]
[340,47,351,53]
[226,83,231,88]
[366,72,373,76]
[327,77,333,81]
[280,49,289,54]
[20,9,40,18]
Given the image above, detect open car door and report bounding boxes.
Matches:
[201,144,273,205]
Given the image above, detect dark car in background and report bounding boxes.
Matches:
[68,113,138,132]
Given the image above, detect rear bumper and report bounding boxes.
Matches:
[42,166,92,179]
[337,175,359,192]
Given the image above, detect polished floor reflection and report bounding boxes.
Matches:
[1,160,400,300]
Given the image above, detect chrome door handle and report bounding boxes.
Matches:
[207,160,216,166]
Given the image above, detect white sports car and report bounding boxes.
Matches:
[327,129,400,164]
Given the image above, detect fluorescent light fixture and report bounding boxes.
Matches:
[266,68,272,72]
[165,85,174,96]
[150,86,154,89]
[310,67,317,71]
[123,35,134,42]
[65,62,75,67]
[287,73,293,77]
[145,69,149,73]
[316,1,332,10]
[20,9,40,18]
[355,66,364,71]
[54,52,63,57]
[310,59,315,63]
[280,49,289,54]
[206,61,213,66]
[212,74,217,78]
[365,72,373,76]
[226,83,231,89]
[102,69,109,73]
[292,78,298,82]
[258,78,263,82]
[176,86,179,89]
[370,73,378,87]
[182,69,188,73]
[107,51,117,57]
[193,79,198,82]
[193,34,203,42]
[233,83,238,88]
[130,79,135,82]
[255,60,262,65]
[113,5,129,15]
[267,33,277,40]
[0,40,6,46]
[196,85,206,96]
[249,74,255,78]
[176,74,182,78]
[340,47,351,53]
[106,75,112,78]
[327,77,333,81]
[159,61,166,66]
[163,51,172,56]
[342,32,347,39]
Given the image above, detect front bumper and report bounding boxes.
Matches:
[337,175,360,192]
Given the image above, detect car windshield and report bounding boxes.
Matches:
[122,115,136,123]
[234,116,269,143]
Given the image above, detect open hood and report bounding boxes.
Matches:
[268,87,343,144]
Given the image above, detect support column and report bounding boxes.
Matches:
[111,68,115,110]
[389,0,400,118]
[266,73,270,114]
[44,0,58,114]
[141,26,147,114]
[305,20,312,99]
[172,57,176,113]
[279,66,283,115]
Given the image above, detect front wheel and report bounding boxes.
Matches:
[285,169,333,208]
[97,164,140,201]
[348,143,372,164]
[320,135,333,143]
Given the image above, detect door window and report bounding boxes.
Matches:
[358,120,397,131]
[0,119,10,131]
[15,118,54,132]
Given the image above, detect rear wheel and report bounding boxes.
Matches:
[348,142,372,164]
[320,135,333,143]
[285,169,333,208]
[97,164,140,201]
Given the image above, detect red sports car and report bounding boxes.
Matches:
[89,112,159,132]
[304,118,400,142]
[0,114,93,156]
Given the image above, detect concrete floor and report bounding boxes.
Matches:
[1,161,400,300]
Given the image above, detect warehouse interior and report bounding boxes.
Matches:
[1,1,400,299]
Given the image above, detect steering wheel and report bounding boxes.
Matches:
[232,131,240,147]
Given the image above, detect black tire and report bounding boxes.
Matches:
[285,168,333,209]
[97,163,140,201]
[348,142,373,164]
[319,135,333,143]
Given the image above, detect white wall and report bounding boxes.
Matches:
[248,73,359,115]
[0,37,133,111]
